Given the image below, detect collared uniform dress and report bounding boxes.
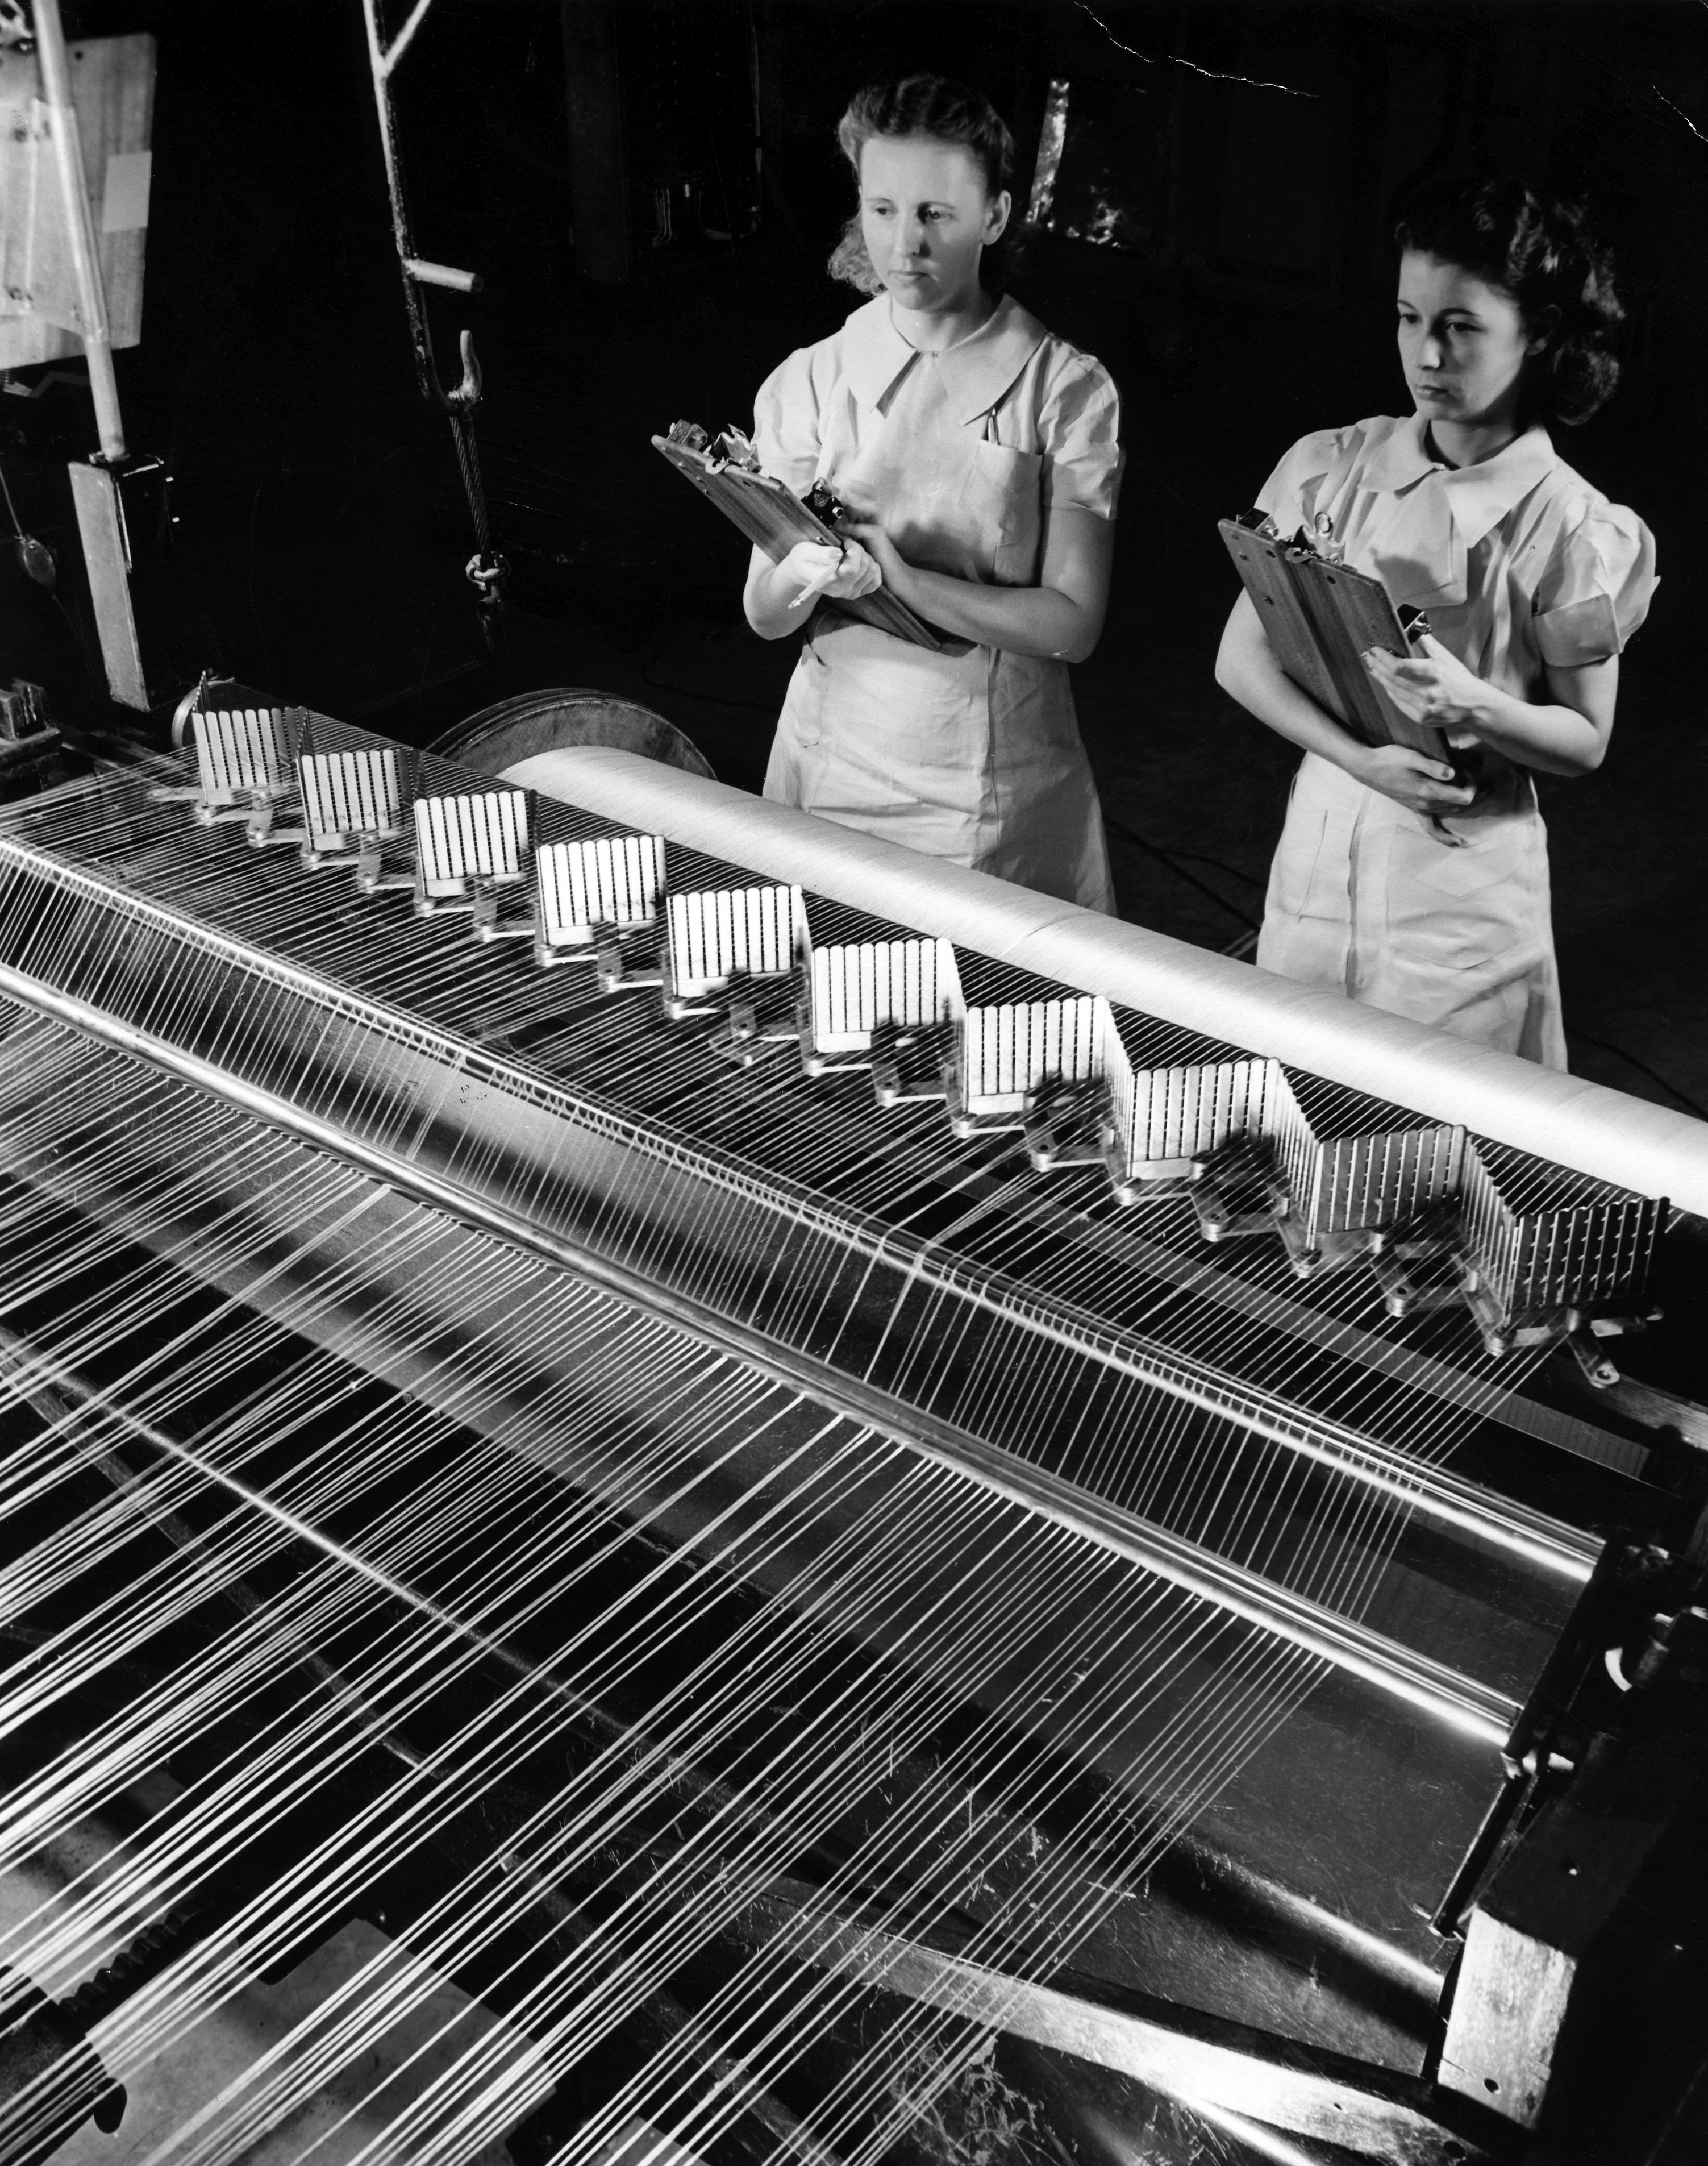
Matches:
[753,293,1124,913]
[1255,415,1656,1068]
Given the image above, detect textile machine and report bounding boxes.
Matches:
[2,692,1707,2166]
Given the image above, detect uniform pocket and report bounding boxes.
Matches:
[1267,779,1342,922]
[1385,815,1543,972]
[780,635,834,747]
[1409,831,1512,898]
[961,441,1042,586]
[959,440,1041,523]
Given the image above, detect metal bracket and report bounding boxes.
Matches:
[1273,1209,1388,1282]
[799,1004,876,1078]
[1563,1328,1622,1391]
[597,935,664,995]
[533,924,603,970]
[1022,1083,1111,1173]
[662,953,735,1021]
[1367,1209,1464,1317]
[872,1055,951,1105]
[1369,1249,1465,1320]
[244,794,307,851]
[870,1023,955,1107]
[1552,1340,1708,1454]
[710,990,800,1067]
[354,838,414,895]
[471,885,536,943]
[1459,1265,1586,1360]
[1187,1136,1282,1244]
[944,1067,1027,1141]
[411,885,477,920]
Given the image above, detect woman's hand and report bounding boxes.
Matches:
[1349,742,1477,817]
[1364,633,1618,777]
[745,538,881,639]
[1362,635,1490,735]
[777,539,882,609]
[1217,596,1477,814]
[839,523,912,602]
[838,509,1114,662]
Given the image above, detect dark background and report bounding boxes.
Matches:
[3,0,1706,1112]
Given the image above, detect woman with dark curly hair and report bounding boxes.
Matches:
[743,74,1122,912]
[1215,178,1656,1066]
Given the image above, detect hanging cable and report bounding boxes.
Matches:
[1102,810,1263,934]
[0,452,56,588]
[358,1,507,648]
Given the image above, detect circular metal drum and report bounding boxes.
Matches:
[428,688,715,780]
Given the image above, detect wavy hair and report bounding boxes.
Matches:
[826,74,1018,296]
[1393,177,1625,427]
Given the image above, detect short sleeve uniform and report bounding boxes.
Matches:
[1251,414,1656,1067]
[752,293,1123,913]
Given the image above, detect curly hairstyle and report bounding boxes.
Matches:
[826,74,1017,296]
[1393,177,1625,427]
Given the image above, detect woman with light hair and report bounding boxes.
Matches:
[744,74,1124,913]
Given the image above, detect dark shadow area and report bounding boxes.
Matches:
[3,0,1705,1114]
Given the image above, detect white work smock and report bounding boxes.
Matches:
[752,293,1123,913]
[1253,414,1656,1069]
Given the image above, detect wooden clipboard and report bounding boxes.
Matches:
[1219,514,1443,759]
[653,430,949,652]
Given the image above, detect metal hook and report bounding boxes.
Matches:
[170,668,214,749]
[445,328,482,414]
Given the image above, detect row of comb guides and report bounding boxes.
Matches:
[155,684,311,846]
[163,701,1666,1364]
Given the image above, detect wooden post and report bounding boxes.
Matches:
[32,0,125,463]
